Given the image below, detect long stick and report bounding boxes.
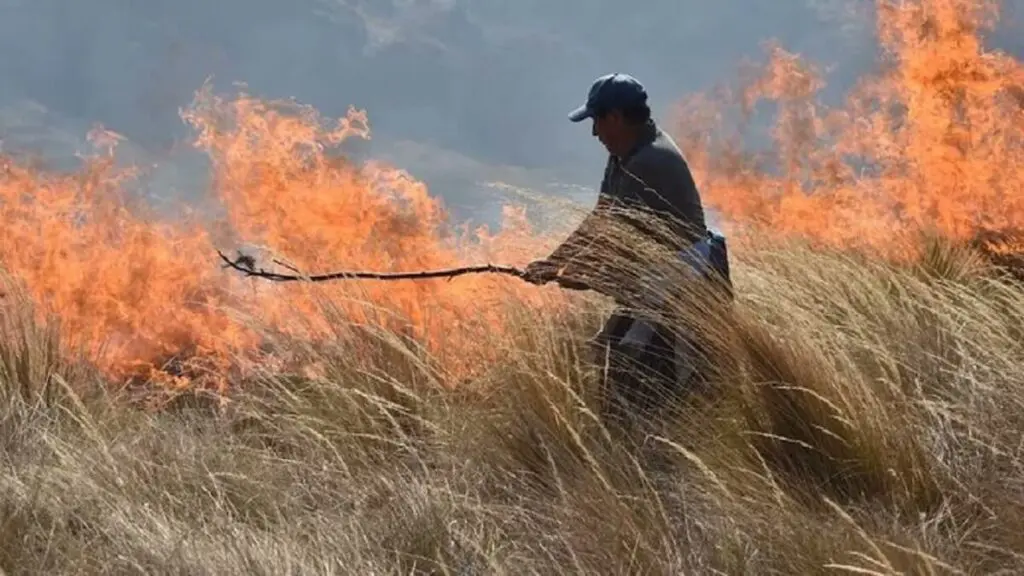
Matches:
[215,249,590,290]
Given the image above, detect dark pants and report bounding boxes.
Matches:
[588,231,732,425]
[588,309,693,425]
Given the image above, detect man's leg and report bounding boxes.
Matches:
[617,317,681,416]
[588,309,684,426]
[586,308,638,426]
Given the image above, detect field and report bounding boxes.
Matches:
[2,0,1024,573]
[2,238,1024,575]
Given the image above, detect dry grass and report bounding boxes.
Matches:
[1,234,1024,576]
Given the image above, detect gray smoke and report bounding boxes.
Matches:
[0,0,1020,228]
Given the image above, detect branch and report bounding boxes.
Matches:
[215,249,592,291]
[216,249,527,281]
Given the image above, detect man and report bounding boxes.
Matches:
[522,72,731,422]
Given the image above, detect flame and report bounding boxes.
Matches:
[2,0,1021,392]
[0,84,564,391]
[672,0,1024,257]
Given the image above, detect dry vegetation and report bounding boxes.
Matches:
[1,232,1023,575]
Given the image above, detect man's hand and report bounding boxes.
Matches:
[521,259,560,285]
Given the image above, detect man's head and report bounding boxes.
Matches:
[568,73,652,157]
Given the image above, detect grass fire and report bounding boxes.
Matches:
[0,0,1023,573]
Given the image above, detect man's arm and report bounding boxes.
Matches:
[539,153,675,283]
[616,149,706,247]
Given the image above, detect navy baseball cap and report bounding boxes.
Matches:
[568,73,648,122]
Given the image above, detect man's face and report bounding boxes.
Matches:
[591,110,626,155]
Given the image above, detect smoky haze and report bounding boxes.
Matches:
[0,0,1021,226]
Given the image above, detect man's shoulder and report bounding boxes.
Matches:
[627,129,689,172]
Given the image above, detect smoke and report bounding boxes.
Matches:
[9,0,1018,226]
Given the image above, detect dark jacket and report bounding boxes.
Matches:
[547,120,708,297]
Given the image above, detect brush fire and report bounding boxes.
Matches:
[1,0,1022,398]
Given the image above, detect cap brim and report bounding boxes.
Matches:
[568,105,593,122]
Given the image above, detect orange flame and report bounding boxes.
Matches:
[672,0,1023,256]
[2,0,1020,391]
[0,85,565,391]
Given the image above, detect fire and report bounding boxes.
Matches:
[2,0,1021,392]
[672,0,1024,256]
[0,143,248,388]
[0,85,564,391]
